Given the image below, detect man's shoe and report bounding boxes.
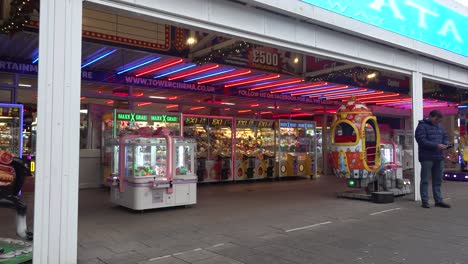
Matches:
[435,202,451,208]
[421,202,430,208]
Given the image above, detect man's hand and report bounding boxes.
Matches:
[437,144,448,150]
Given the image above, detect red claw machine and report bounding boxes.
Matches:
[102,110,181,186]
[109,127,197,210]
[183,115,234,182]
[277,120,317,178]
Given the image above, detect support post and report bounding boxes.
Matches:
[411,72,423,201]
[34,0,82,263]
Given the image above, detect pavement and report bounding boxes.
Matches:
[2,175,468,264]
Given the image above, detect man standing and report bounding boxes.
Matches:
[415,110,451,208]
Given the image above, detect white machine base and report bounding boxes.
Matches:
[111,181,197,210]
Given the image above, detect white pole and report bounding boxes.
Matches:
[411,72,423,201]
[34,0,82,263]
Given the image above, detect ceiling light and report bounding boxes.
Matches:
[18,84,31,87]
[221,102,236,105]
[149,96,167,99]
[186,37,196,45]
[293,57,299,64]
[367,72,377,79]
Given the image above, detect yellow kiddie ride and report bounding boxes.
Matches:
[330,98,411,203]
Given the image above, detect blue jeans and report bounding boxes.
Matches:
[420,160,444,203]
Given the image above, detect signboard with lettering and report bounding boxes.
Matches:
[184,116,208,126]
[236,119,256,128]
[301,0,468,56]
[210,118,232,127]
[257,120,274,128]
[116,112,179,123]
[280,121,315,129]
[0,58,342,107]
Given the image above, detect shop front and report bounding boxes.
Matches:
[1,0,467,262]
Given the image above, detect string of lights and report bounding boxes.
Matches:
[0,0,39,35]
[192,41,251,65]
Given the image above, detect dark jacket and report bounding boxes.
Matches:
[415,119,448,161]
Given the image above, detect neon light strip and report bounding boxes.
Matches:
[218,74,266,85]
[166,104,179,109]
[361,98,409,104]
[290,86,349,96]
[117,57,161,74]
[32,57,39,64]
[190,106,206,110]
[352,92,397,101]
[225,74,280,88]
[310,89,365,98]
[375,99,412,105]
[379,102,412,107]
[198,70,252,84]
[136,59,184,77]
[423,104,451,108]
[270,82,329,94]
[328,91,384,100]
[249,79,304,91]
[184,69,235,82]
[238,110,252,113]
[137,102,152,107]
[154,64,196,78]
[324,90,378,99]
[81,49,116,68]
[169,65,219,81]
[316,89,368,98]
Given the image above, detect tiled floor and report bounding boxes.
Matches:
[2,176,468,263]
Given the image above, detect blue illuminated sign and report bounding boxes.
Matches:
[301,0,468,57]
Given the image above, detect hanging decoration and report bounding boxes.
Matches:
[192,41,251,65]
[0,0,39,35]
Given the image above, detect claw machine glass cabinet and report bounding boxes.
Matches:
[235,119,276,180]
[0,104,23,158]
[183,115,234,182]
[102,110,181,186]
[277,120,316,178]
[110,128,196,210]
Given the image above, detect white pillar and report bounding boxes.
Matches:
[34,0,82,263]
[411,72,423,201]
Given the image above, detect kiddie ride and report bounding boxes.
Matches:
[109,127,197,210]
[0,151,33,263]
[330,98,412,203]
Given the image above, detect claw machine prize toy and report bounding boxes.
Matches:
[102,110,181,185]
[110,127,197,210]
[235,119,257,180]
[0,104,23,158]
[183,115,234,182]
[277,120,316,178]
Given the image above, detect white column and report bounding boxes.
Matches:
[34,0,82,263]
[411,72,423,201]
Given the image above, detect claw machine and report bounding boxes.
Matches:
[235,119,257,180]
[109,127,197,210]
[235,119,276,180]
[0,104,23,158]
[257,120,276,178]
[183,115,234,182]
[102,110,181,186]
[277,120,316,178]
